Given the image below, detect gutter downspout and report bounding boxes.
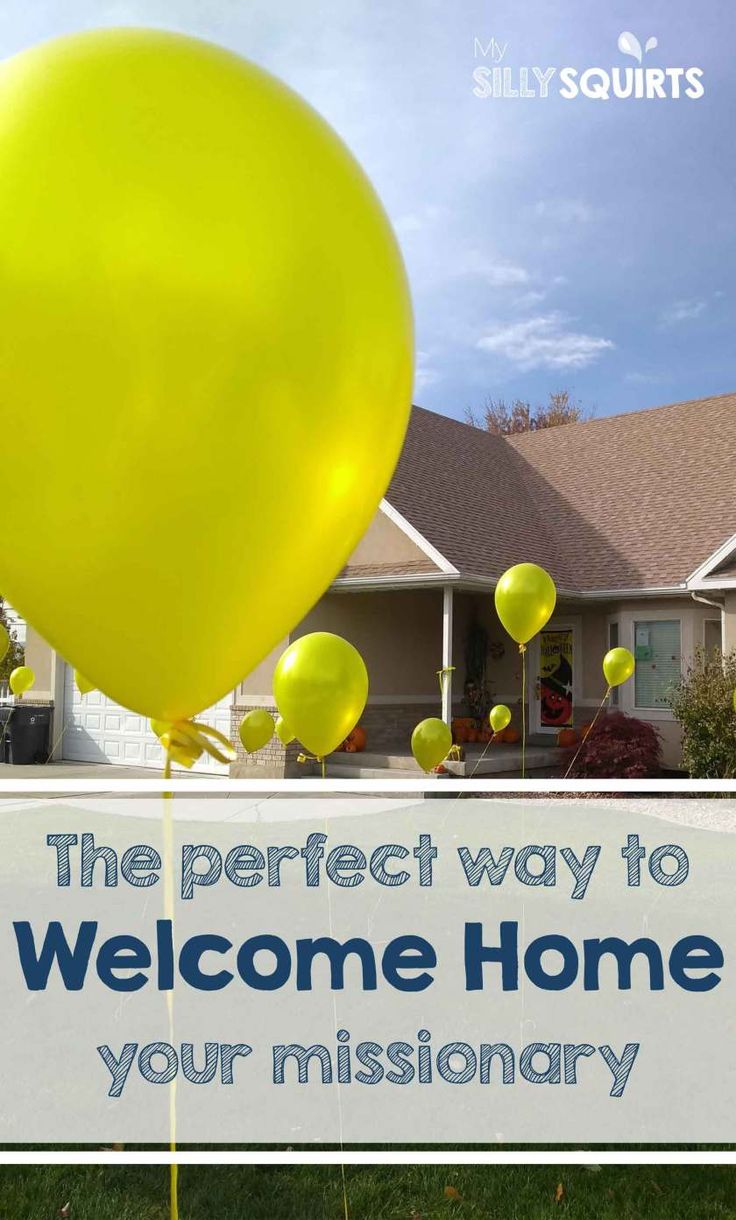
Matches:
[690,590,726,656]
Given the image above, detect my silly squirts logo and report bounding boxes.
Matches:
[472,31,705,100]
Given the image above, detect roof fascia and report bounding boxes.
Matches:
[686,532,736,585]
[379,499,458,575]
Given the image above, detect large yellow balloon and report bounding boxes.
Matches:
[411,718,452,773]
[494,563,557,646]
[603,647,635,688]
[239,708,275,753]
[0,624,9,665]
[9,666,34,695]
[74,670,96,696]
[273,633,368,759]
[0,29,412,721]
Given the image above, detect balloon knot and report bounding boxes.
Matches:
[518,643,527,654]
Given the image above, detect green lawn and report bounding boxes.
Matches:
[1,1163,736,1219]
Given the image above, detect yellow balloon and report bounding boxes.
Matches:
[273,632,368,759]
[0,623,9,664]
[9,666,34,695]
[603,647,635,688]
[239,708,275,753]
[494,563,557,646]
[275,715,294,747]
[489,704,512,733]
[411,718,452,773]
[0,29,412,721]
[74,670,96,696]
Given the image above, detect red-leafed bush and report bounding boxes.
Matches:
[565,711,662,778]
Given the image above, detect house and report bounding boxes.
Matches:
[24,391,736,774]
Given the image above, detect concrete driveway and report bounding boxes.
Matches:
[0,761,228,780]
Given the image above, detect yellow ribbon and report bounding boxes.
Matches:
[156,719,237,770]
[436,665,455,698]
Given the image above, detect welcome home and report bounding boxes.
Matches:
[13,918,723,994]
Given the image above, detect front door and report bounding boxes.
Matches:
[531,621,578,734]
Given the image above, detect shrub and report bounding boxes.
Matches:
[566,711,662,778]
[668,647,736,778]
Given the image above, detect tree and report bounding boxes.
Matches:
[0,598,24,684]
[465,389,590,435]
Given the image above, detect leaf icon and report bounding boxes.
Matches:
[645,36,658,54]
[618,30,642,63]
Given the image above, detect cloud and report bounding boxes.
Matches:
[512,289,547,310]
[534,199,596,224]
[660,299,707,325]
[624,370,669,385]
[394,204,445,236]
[414,351,439,392]
[477,312,614,370]
[458,252,530,287]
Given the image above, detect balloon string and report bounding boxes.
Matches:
[162,746,179,1220]
[520,644,527,782]
[563,686,611,779]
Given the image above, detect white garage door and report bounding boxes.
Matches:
[61,665,233,773]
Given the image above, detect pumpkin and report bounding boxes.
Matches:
[503,727,520,744]
[557,727,578,748]
[348,726,367,752]
[344,741,358,752]
[453,725,468,744]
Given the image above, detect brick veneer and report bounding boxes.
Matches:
[230,705,314,778]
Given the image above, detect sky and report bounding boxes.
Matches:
[1,0,733,423]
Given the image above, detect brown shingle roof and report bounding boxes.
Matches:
[338,559,439,579]
[385,393,736,592]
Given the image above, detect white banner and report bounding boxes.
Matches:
[1,794,733,1142]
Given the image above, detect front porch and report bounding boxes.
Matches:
[320,738,563,780]
[231,581,610,777]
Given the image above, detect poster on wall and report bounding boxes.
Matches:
[539,628,574,727]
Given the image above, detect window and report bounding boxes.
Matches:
[704,618,722,656]
[608,620,620,706]
[634,620,681,709]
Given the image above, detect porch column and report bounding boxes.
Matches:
[441,585,454,724]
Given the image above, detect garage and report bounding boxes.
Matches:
[61,665,233,773]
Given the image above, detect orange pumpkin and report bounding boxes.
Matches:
[344,741,358,752]
[454,725,468,744]
[503,727,520,744]
[349,726,367,752]
[557,727,578,748]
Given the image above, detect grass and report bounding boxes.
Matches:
[2,1162,736,1218]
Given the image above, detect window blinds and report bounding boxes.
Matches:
[634,620,681,709]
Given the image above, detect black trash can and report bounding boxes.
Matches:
[0,706,12,763]
[7,704,52,764]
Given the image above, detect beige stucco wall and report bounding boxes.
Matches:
[724,591,736,652]
[346,508,432,568]
[238,586,466,708]
[23,624,55,700]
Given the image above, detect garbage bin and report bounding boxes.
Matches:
[0,706,12,763]
[7,704,52,764]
